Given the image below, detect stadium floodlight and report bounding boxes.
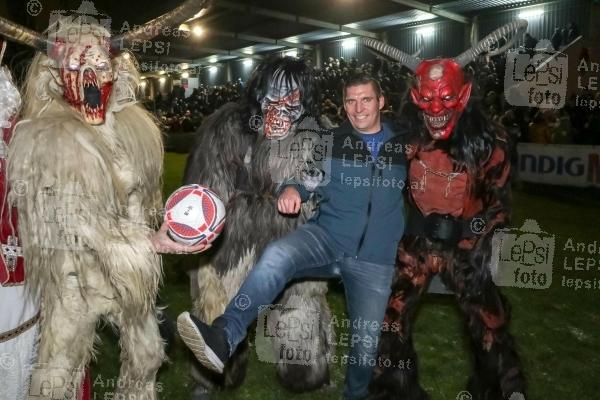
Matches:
[209,56,218,63]
[179,23,191,32]
[285,50,298,58]
[518,8,544,19]
[181,72,190,79]
[209,66,218,73]
[416,26,435,36]
[243,58,253,67]
[342,38,357,49]
[192,25,204,37]
[159,76,166,83]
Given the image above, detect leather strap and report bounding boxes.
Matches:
[0,311,40,343]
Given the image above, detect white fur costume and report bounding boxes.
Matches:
[8,46,164,400]
[0,2,207,398]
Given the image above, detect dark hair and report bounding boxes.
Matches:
[343,73,382,100]
[419,101,504,179]
[242,56,319,124]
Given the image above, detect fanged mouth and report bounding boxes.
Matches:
[265,116,292,138]
[424,112,452,129]
[81,69,104,119]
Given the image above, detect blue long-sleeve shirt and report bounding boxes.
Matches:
[281,120,407,265]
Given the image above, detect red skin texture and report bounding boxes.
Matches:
[410,59,472,141]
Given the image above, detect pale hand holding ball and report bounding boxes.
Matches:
[151,221,212,254]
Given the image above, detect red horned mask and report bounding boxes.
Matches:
[363,19,528,141]
[411,59,472,140]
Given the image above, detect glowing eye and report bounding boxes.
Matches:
[443,96,455,101]
[97,62,109,71]
[422,97,431,102]
[68,64,80,71]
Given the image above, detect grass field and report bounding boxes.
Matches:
[90,152,600,400]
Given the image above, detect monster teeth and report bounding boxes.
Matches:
[426,113,451,128]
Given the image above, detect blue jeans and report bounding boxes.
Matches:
[219,223,395,400]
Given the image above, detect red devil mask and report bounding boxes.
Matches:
[411,59,472,140]
[363,19,528,141]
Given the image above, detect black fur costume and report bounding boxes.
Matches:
[183,57,334,394]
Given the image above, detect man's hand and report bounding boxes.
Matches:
[151,221,212,254]
[277,186,301,214]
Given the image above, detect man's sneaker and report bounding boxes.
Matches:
[177,311,230,373]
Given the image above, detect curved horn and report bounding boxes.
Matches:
[362,37,421,72]
[454,19,528,67]
[488,34,517,57]
[112,0,209,49]
[0,16,48,50]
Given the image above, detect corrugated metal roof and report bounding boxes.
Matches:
[350,9,437,30]
[238,44,285,54]
[437,0,545,14]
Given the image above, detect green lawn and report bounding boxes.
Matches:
[90,153,600,400]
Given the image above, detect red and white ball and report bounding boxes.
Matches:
[164,184,226,246]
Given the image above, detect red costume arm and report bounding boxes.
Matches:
[459,135,512,250]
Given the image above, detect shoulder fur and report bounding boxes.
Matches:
[183,102,255,203]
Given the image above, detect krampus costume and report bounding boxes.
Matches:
[0,1,206,398]
[364,20,528,400]
[0,38,92,400]
[184,57,334,393]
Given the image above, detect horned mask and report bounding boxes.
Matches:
[364,20,528,140]
[0,0,208,125]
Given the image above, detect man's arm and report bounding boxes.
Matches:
[275,162,324,214]
[276,178,311,202]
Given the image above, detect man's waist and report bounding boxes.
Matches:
[314,213,403,246]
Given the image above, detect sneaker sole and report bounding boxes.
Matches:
[177,312,225,374]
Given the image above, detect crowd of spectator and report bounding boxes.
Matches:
[147,80,243,133]
[149,37,598,146]
[471,40,599,145]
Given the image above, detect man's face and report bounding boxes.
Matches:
[343,83,384,134]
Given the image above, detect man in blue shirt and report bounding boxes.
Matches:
[176,73,407,400]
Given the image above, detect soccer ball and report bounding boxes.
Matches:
[164,184,226,246]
